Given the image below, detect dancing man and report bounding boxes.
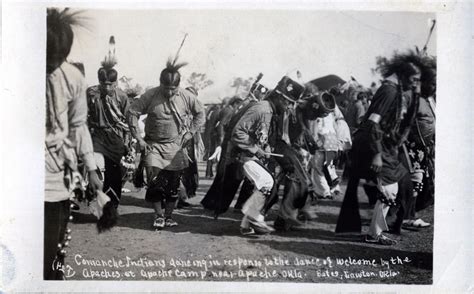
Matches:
[127,58,205,229]
[87,36,130,208]
[213,73,304,234]
[335,50,429,245]
[45,8,102,279]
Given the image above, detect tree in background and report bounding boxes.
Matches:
[371,55,390,76]
[186,72,214,92]
[119,76,143,99]
[230,76,254,96]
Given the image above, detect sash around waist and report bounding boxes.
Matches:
[144,118,182,143]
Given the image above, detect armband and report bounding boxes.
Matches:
[368,113,381,124]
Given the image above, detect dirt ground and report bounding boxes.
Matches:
[65,162,433,284]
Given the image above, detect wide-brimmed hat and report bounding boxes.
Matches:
[275,70,305,103]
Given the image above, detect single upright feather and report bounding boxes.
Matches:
[101,35,117,70]
[172,33,188,66]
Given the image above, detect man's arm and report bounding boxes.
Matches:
[118,90,132,146]
[126,92,150,142]
[67,69,102,193]
[188,93,205,135]
[231,105,270,155]
[366,84,398,156]
[69,75,96,172]
[365,84,398,172]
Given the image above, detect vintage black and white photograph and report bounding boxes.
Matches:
[42,7,439,284]
[2,1,472,292]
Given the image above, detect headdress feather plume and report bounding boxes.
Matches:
[47,8,89,130]
[173,33,188,64]
[166,56,188,72]
[422,19,436,54]
[165,33,188,71]
[101,35,117,70]
[47,8,88,31]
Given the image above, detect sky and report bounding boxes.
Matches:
[68,9,436,103]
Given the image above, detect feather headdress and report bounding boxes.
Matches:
[101,35,117,70]
[376,49,432,80]
[165,33,189,72]
[97,35,119,83]
[47,8,87,72]
[160,33,189,86]
[47,8,87,32]
[47,8,87,130]
[165,56,188,73]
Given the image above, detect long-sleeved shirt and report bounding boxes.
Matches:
[45,62,96,202]
[359,78,416,155]
[127,86,205,170]
[86,85,130,134]
[353,76,418,184]
[87,85,130,163]
[229,100,274,155]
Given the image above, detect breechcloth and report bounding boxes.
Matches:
[94,152,122,206]
[145,167,182,203]
[218,160,246,213]
[103,156,122,206]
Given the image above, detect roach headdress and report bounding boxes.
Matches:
[376,49,428,80]
[98,36,118,83]
[160,57,188,87]
[420,55,436,83]
[47,8,85,73]
[46,8,86,131]
[160,33,189,87]
[376,49,437,93]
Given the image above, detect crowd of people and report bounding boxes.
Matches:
[44,8,436,280]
